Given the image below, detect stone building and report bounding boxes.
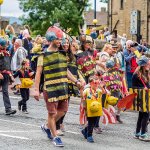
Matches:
[84,7,107,28]
[108,0,150,43]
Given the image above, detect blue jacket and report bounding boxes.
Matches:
[123,48,135,72]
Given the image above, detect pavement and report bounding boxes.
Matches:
[0,91,150,150]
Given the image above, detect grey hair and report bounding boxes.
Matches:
[15,39,22,46]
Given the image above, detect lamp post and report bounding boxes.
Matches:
[93,19,98,27]
[93,0,97,27]
[0,0,4,35]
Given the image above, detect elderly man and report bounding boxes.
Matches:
[123,40,148,88]
[11,39,28,72]
[11,39,28,95]
[0,37,16,115]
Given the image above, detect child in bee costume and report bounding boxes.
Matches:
[81,76,104,143]
[13,59,34,113]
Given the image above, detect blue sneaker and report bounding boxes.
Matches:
[81,129,87,139]
[41,124,53,140]
[87,136,94,143]
[53,137,64,147]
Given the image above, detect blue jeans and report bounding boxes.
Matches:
[126,72,133,88]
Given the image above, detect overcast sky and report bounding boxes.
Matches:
[1,0,107,17]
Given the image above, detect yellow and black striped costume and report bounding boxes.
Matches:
[43,50,68,102]
[129,88,150,112]
[67,59,79,97]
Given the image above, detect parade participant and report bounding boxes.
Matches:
[22,25,31,57]
[5,25,15,42]
[77,35,98,83]
[56,38,85,135]
[81,76,104,143]
[123,40,141,88]
[0,37,16,115]
[103,60,128,123]
[98,30,104,40]
[131,56,150,141]
[13,59,34,114]
[11,39,28,72]
[104,27,110,41]
[33,26,82,147]
[96,43,115,73]
[117,33,127,49]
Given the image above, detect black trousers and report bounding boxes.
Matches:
[19,88,29,111]
[0,74,12,111]
[136,111,149,135]
[84,117,98,137]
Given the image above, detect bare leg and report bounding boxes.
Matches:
[47,111,65,137]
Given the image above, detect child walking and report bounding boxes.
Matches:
[81,76,104,143]
[13,59,34,113]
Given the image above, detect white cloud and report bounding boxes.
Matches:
[1,0,23,17]
[0,0,107,17]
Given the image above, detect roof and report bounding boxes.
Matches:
[84,10,107,26]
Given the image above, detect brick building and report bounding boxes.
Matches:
[108,0,150,43]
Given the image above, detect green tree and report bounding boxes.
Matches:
[19,0,89,36]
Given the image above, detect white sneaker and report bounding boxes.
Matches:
[57,130,64,136]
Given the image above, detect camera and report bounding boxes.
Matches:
[130,42,138,47]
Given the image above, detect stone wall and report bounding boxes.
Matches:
[108,0,150,43]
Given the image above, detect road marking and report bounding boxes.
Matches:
[0,130,40,133]
[9,96,20,99]
[0,133,30,140]
[0,119,80,135]
[0,119,39,128]
[66,130,80,135]
[69,105,79,109]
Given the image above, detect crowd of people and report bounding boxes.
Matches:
[0,24,150,147]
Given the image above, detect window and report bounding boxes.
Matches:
[120,0,124,9]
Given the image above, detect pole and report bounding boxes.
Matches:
[94,0,96,19]
[110,0,113,32]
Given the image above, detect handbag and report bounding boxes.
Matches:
[20,78,34,88]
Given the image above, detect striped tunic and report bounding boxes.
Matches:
[129,88,150,112]
[67,57,79,97]
[43,50,68,102]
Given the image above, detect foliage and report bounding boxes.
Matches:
[18,0,89,36]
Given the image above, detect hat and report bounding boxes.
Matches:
[46,32,58,42]
[137,55,149,66]
[46,26,63,42]
[111,43,118,48]
[106,60,115,68]
[85,35,93,43]
[0,37,7,47]
[90,32,97,39]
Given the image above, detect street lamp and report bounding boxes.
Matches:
[93,19,98,27]
[93,0,97,27]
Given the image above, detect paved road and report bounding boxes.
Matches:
[0,93,150,150]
